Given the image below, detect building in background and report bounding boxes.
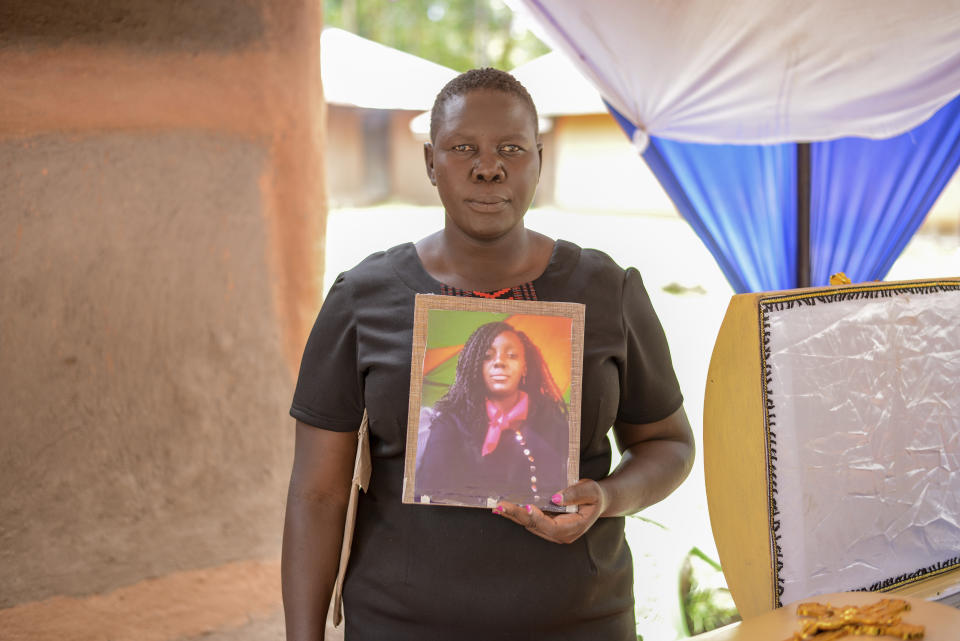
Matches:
[322,27,455,207]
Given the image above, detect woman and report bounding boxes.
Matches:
[283,68,695,640]
[415,321,569,508]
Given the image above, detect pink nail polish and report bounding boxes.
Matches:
[493,506,504,515]
[525,504,533,514]
[551,493,563,504]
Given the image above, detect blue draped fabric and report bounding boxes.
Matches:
[810,98,960,284]
[607,95,960,293]
[643,138,797,293]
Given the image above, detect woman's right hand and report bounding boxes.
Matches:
[281,421,357,641]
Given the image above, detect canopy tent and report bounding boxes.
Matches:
[320,27,457,110]
[509,51,606,116]
[516,0,960,292]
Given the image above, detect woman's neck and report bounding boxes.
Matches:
[488,391,523,416]
[415,225,554,292]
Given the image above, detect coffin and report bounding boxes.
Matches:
[704,278,960,618]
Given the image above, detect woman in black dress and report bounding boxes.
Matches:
[282,68,696,640]
[415,321,569,508]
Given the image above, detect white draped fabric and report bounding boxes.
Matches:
[517,0,960,147]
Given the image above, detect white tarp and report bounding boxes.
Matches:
[517,0,960,147]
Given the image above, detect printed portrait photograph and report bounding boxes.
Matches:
[403,296,584,511]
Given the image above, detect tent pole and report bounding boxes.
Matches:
[796,143,812,288]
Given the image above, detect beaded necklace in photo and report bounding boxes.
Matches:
[511,430,540,500]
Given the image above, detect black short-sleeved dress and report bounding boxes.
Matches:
[290,240,683,641]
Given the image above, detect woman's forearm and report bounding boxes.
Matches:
[281,487,349,641]
[282,423,358,641]
[598,407,695,518]
[598,438,694,517]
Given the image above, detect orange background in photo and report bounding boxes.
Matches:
[505,314,573,394]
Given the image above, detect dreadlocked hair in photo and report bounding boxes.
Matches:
[433,321,566,448]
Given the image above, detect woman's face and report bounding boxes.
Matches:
[482,331,527,399]
[425,89,541,242]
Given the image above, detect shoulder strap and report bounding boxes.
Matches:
[331,410,370,627]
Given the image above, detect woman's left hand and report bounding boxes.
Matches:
[494,407,695,543]
[494,479,608,544]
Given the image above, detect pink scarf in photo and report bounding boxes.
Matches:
[481,392,529,457]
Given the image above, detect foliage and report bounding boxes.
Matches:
[324,0,550,71]
[679,547,741,636]
[661,282,707,296]
[627,513,669,530]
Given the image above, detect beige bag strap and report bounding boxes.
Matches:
[331,410,371,627]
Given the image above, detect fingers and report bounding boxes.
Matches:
[493,500,601,544]
[489,479,609,544]
[494,502,566,543]
[552,479,607,509]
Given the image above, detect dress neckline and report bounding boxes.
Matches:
[388,239,581,297]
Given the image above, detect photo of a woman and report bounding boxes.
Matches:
[414,320,569,508]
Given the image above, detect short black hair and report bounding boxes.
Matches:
[430,67,539,142]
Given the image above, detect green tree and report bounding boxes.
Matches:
[325,0,549,71]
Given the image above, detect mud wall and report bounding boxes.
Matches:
[0,0,324,610]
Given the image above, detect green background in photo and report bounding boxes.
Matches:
[426,309,510,348]
[422,310,509,407]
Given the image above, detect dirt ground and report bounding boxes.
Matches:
[172,603,350,641]
[0,560,296,641]
[176,610,285,641]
